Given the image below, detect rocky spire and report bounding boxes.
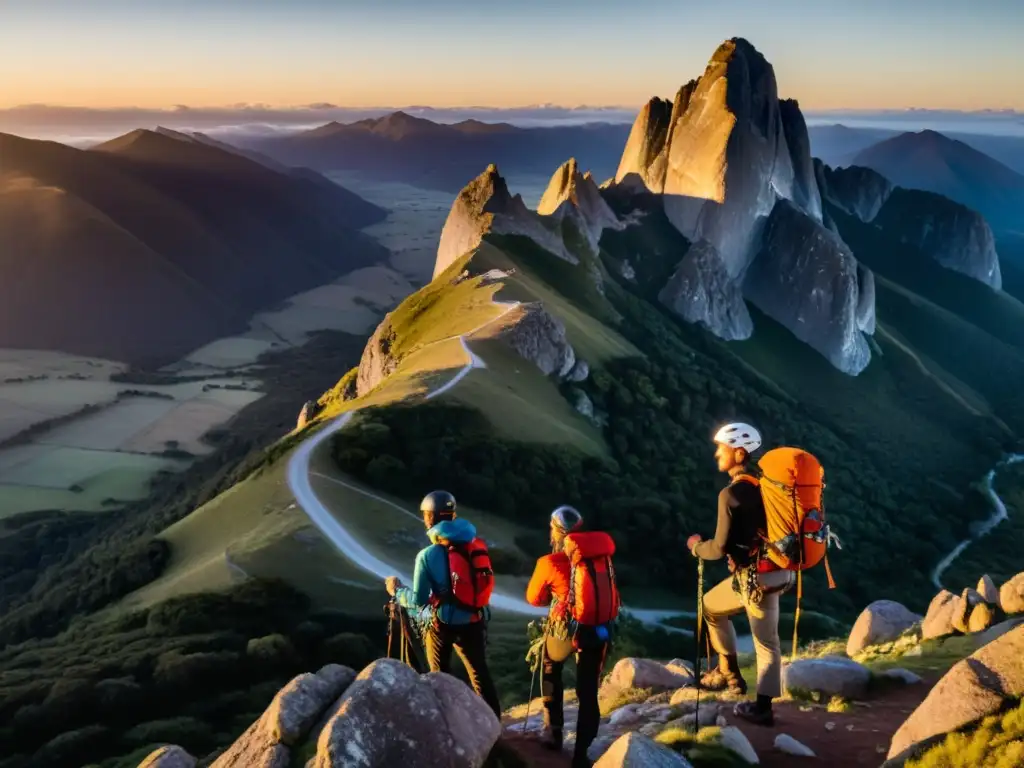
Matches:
[434,164,576,279]
[538,158,623,254]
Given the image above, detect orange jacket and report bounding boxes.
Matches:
[526,552,571,608]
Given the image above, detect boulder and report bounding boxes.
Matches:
[138,746,196,768]
[815,161,893,223]
[783,656,871,699]
[213,665,356,767]
[745,198,870,375]
[719,726,759,764]
[1000,572,1024,614]
[846,600,922,656]
[657,240,753,341]
[494,302,576,379]
[594,732,694,767]
[952,588,986,634]
[872,188,1002,290]
[977,575,1001,605]
[604,658,695,696]
[921,590,959,640]
[434,164,577,279]
[887,624,1024,761]
[313,659,499,768]
[879,668,923,685]
[774,734,815,757]
[968,602,997,634]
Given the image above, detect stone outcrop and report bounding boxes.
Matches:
[602,658,695,696]
[434,164,576,279]
[354,316,399,397]
[494,302,577,379]
[745,199,870,375]
[846,600,922,656]
[138,746,196,768]
[855,264,876,335]
[887,625,1024,762]
[815,160,893,222]
[922,589,959,640]
[1000,571,1024,614]
[783,656,871,699]
[873,187,1002,289]
[211,664,355,768]
[614,96,675,194]
[951,587,987,634]
[593,732,693,767]
[296,399,320,430]
[538,158,623,254]
[657,241,753,340]
[977,575,1000,605]
[314,659,499,768]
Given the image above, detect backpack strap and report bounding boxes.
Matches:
[731,473,760,487]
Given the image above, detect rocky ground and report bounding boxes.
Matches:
[132,570,1023,767]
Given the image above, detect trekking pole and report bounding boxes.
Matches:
[693,557,705,736]
[385,601,395,660]
[521,621,549,735]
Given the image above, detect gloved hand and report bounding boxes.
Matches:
[385,576,402,596]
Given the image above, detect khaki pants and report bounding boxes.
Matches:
[702,569,794,698]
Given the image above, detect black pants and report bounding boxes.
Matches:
[423,619,501,718]
[543,628,609,762]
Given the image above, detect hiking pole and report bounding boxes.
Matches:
[385,601,395,660]
[521,621,550,735]
[693,556,705,736]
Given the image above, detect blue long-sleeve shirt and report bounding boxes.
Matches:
[394,517,480,625]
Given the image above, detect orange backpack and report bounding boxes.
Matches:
[754,447,836,583]
[443,538,495,615]
[563,532,620,626]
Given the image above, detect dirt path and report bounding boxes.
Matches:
[498,679,935,767]
[731,679,934,767]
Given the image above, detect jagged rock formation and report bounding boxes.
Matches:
[538,158,624,254]
[434,164,576,278]
[354,316,399,397]
[611,37,871,374]
[873,188,1002,289]
[745,199,870,374]
[658,240,752,340]
[494,302,578,379]
[887,625,1024,762]
[815,160,893,222]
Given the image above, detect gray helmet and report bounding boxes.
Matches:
[550,505,583,534]
[420,490,456,527]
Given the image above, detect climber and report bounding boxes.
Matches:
[526,505,620,768]
[385,490,501,717]
[686,422,794,727]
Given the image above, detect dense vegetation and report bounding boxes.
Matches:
[0,579,382,768]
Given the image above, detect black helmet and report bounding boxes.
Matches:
[420,490,456,527]
[550,505,583,534]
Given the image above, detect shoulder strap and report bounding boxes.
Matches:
[732,473,760,487]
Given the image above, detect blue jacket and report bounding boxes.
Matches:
[394,518,482,625]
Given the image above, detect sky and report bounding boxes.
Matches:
[1,0,1022,112]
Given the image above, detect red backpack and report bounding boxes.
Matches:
[442,538,495,615]
[563,532,620,626]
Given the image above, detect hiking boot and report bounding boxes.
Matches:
[541,727,563,751]
[733,700,774,726]
[571,754,593,768]
[699,666,747,695]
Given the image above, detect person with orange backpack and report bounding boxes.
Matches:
[526,506,620,768]
[385,490,501,716]
[687,423,837,726]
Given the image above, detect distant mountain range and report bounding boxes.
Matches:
[0,129,388,366]
[239,111,632,192]
[850,130,1024,236]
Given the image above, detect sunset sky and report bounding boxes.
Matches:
[2,0,1022,112]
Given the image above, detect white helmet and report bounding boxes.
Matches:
[713,422,762,453]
